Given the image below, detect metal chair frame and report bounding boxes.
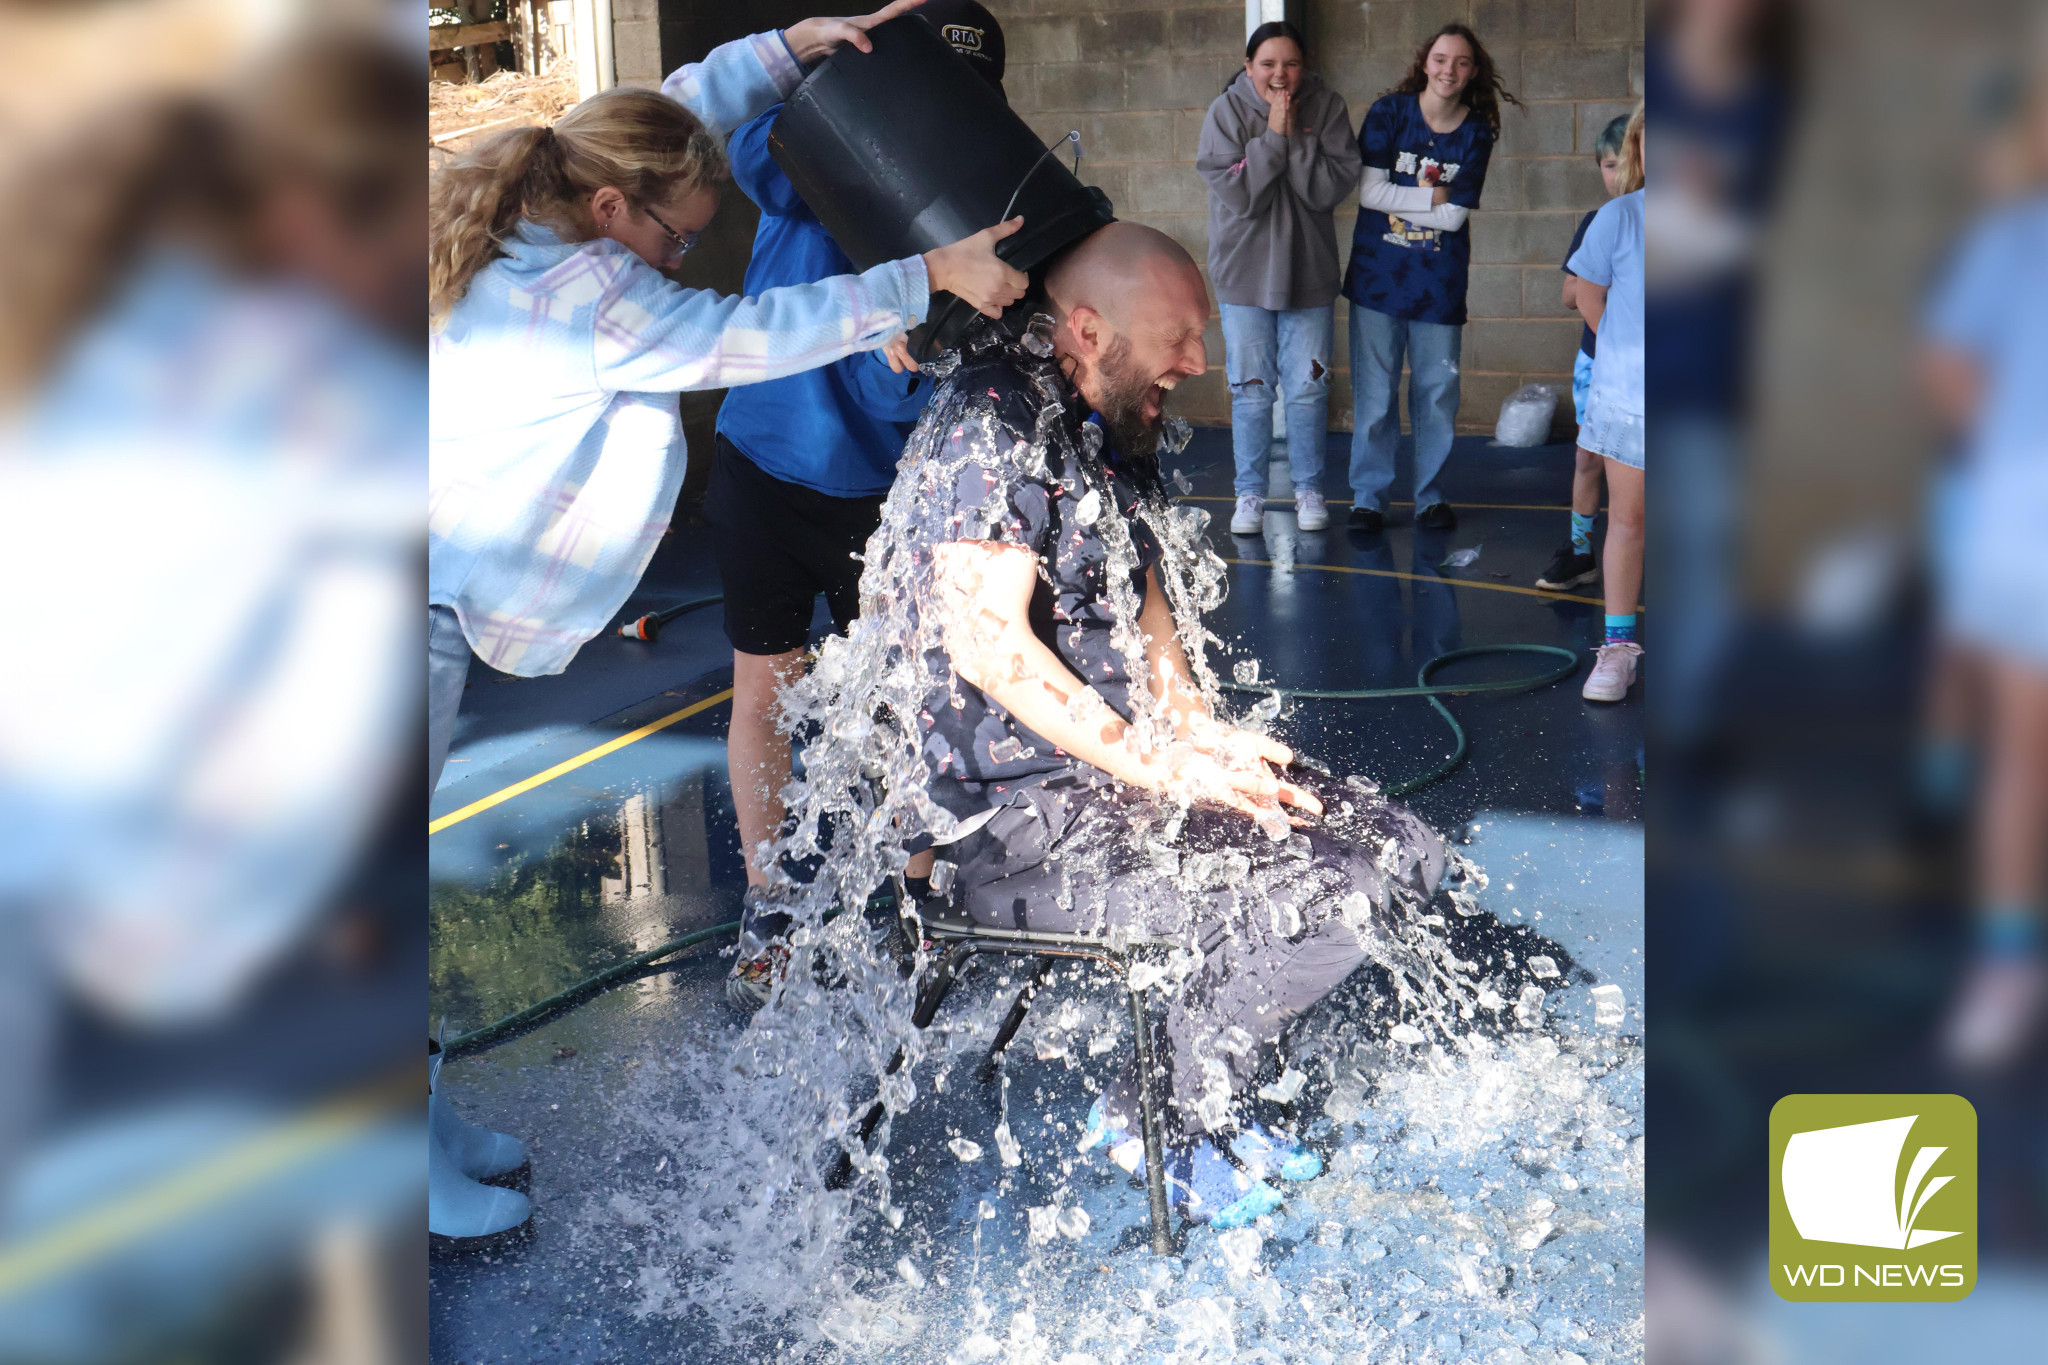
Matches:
[827,912,1178,1254]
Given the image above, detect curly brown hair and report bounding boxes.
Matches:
[1390,23,1521,137]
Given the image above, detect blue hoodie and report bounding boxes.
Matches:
[715,105,931,497]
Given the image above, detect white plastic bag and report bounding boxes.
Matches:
[1493,382,1558,447]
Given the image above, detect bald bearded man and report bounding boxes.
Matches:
[883,223,1447,1227]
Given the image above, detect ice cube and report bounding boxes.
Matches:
[928,858,957,895]
[1515,985,1546,1028]
[1019,314,1056,356]
[1591,983,1626,1027]
[1073,488,1102,525]
[1391,1269,1425,1295]
[1055,1205,1091,1239]
[1110,1137,1145,1172]
[896,1256,925,1289]
[1088,1032,1116,1056]
[1026,1206,1059,1244]
[1357,1240,1387,1262]
[1517,1220,1554,1249]
[988,736,1028,764]
[1160,416,1193,456]
[1216,1227,1262,1279]
[1172,469,1193,495]
[1256,1067,1307,1103]
[1526,955,1560,979]
[1233,659,1260,686]
[1127,962,1167,992]
[1033,1031,1068,1060]
[1388,1023,1426,1046]
[1438,545,1482,569]
[949,1137,984,1162]
[994,1121,1023,1167]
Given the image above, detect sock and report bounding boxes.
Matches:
[1978,905,2041,960]
[1571,511,1596,554]
[1604,614,1638,645]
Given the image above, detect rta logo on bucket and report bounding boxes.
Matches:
[1769,1094,1977,1301]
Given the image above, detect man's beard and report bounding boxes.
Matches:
[1092,334,1165,494]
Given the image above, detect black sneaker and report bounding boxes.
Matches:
[1415,501,1457,530]
[1346,505,1384,533]
[1535,542,1599,591]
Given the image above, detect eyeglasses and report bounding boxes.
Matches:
[643,204,700,256]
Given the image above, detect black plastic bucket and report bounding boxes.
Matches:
[768,14,1114,351]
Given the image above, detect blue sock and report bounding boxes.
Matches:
[1571,511,1596,554]
[1604,614,1637,645]
[1978,906,2041,960]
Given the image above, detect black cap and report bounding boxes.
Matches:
[915,0,1005,94]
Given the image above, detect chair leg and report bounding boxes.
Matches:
[827,942,974,1191]
[1128,983,1174,1255]
[978,955,1058,1083]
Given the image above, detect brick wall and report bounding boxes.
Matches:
[1004,0,1642,432]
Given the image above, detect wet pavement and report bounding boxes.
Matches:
[429,429,1644,1364]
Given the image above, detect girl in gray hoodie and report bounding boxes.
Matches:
[1196,22,1362,535]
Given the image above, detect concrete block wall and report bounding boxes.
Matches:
[1005,0,1642,432]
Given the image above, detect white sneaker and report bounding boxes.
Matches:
[1581,641,1642,702]
[1231,493,1264,535]
[1294,490,1329,531]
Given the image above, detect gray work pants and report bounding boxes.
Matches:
[944,770,1444,1138]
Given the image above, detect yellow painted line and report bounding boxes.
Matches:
[1185,495,1592,513]
[1222,557,1642,613]
[0,1083,404,1299]
[429,688,734,835]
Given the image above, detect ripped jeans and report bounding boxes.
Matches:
[1348,305,1463,514]
[1221,303,1333,499]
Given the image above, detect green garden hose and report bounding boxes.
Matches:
[1219,642,1582,797]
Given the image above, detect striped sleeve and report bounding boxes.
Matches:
[591,254,929,394]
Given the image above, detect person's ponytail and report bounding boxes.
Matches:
[428,88,726,329]
[429,123,555,329]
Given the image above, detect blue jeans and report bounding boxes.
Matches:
[1221,303,1332,498]
[1347,305,1462,512]
[428,604,473,794]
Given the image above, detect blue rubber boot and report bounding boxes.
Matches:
[429,1119,531,1240]
[428,1041,527,1181]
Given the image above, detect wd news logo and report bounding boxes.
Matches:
[1769,1094,1976,1302]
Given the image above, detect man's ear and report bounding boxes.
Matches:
[1063,304,1106,361]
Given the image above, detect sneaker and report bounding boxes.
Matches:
[1078,1100,1286,1227]
[1231,493,1264,535]
[726,886,792,1009]
[1582,641,1643,702]
[1944,957,2048,1071]
[1415,501,1458,530]
[1535,542,1599,592]
[1294,490,1330,531]
[1346,504,1383,533]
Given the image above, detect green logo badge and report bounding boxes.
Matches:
[1769,1094,1976,1301]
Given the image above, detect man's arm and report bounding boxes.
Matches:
[1133,567,1305,791]
[932,542,1313,832]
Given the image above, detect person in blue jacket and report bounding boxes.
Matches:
[713,1,1008,1005]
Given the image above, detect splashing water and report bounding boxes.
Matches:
[562,318,1640,1361]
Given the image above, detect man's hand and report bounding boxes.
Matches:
[1265,87,1294,137]
[784,1,924,65]
[880,333,918,374]
[924,218,1030,319]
